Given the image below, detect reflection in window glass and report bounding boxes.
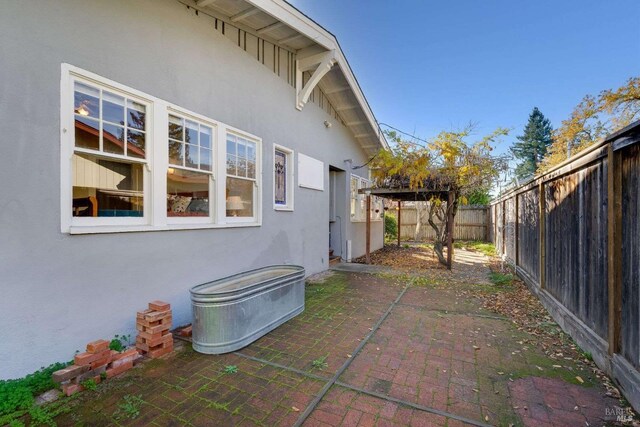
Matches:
[73,81,146,159]
[226,177,253,217]
[167,169,209,217]
[72,153,143,217]
[168,114,212,172]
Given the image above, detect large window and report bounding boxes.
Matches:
[167,114,214,219]
[70,81,149,224]
[273,145,294,211]
[226,134,258,219]
[61,64,262,233]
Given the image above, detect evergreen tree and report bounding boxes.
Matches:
[511,107,553,179]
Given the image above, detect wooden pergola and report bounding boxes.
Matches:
[358,187,455,270]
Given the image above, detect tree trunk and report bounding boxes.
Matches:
[427,196,458,266]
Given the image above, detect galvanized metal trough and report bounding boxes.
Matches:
[190,265,305,354]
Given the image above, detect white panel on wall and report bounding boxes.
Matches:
[298,153,324,191]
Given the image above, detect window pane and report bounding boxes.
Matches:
[103,123,125,155]
[102,91,125,124]
[72,153,143,217]
[247,161,255,179]
[200,126,212,149]
[167,169,209,217]
[74,82,100,119]
[237,140,246,158]
[127,129,146,159]
[127,101,146,130]
[246,142,256,162]
[200,147,212,171]
[226,138,236,156]
[169,140,183,166]
[169,115,184,141]
[185,143,199,168]
[74,116,100,150]
[237,158,247,177]
[186,120,198,145]
[226,154,237,175]
[226,177,253,217]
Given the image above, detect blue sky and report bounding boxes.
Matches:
[289,0,640,157]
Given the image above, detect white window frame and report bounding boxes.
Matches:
[60,64,262,234]
[165,109,218,226]
[273,144,294,211]
[224,131,262,224]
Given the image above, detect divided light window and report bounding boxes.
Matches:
[167,114,214,218]
[72,81,148,220]
[226,134,257,218]
[63,65,262,233]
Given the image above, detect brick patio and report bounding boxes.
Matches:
[50,250,628,426]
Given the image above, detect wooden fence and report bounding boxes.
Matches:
[388,205,488,241]
[489,121,640,411]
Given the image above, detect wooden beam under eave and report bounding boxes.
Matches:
[196,0,219,7]
[257,21,286,34]
[335,105,358,112]
[324,85,351,95]
[230,7,261,22]
[278,33,305,45]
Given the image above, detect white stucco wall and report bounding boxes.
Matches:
[0,0,383,379]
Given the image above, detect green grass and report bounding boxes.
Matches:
[489,271,514,287]
[454,240,496,257]
[113,395,144,420]
[311,356,328,371]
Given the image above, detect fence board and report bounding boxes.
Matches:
[621,143,640,368]
[517,187,539,282]
[389,205,488,241]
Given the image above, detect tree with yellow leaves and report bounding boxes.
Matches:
[541,77,640,170]
[372,126,509,265]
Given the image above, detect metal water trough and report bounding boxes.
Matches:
[190,265,305,354]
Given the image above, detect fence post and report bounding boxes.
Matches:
[397,200,402,247]
[365,194,371,264]
[538,181,545,289]
[607,144,622,355]
[515,194,519,267]
[502,200,506,256]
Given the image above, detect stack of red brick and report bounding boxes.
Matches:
[136,300,173,358]
[52,339,140,396]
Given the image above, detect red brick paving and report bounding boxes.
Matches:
[45,259,632,426]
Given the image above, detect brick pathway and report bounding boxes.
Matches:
[49,250,627,426]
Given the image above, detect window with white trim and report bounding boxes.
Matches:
[273,145,294,210]
[350,175,382,222]
[225,133,258,219]
[71,80,149,223]
[62,64,262,233]
[167,114,215,219]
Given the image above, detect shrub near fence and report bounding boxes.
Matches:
[489,121,640,412]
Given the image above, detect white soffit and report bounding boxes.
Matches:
[194,0,389,153]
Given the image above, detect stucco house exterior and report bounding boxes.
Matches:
[0,0,386,379]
